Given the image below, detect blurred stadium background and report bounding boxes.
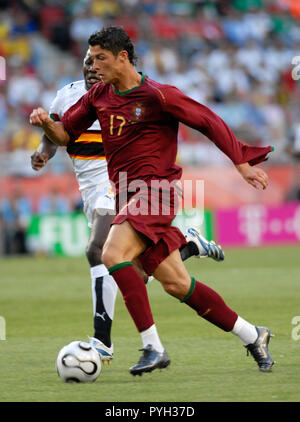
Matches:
[1,0,300,404]
[0,0,300,256]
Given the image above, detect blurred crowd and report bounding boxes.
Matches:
[1,0,300,254]
[0,182,83,255]
[0,0,300,173]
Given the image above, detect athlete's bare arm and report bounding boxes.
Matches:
[31,135,58,171]
[30,107,70,146]
[235,162,269,190]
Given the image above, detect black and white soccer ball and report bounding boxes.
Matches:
[56,341,102,383]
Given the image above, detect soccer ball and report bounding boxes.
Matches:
[56,341,101,383]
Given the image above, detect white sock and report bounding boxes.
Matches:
[231,316,258,345]
[140,324,164,353]
[90,263,109,279]
[90,264,118,320]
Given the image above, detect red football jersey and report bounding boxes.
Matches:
[62,73,272,193]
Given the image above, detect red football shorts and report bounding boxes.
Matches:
[112,182,187,275]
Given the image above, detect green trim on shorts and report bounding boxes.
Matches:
[108,261,133,275]
[180,277,196,303]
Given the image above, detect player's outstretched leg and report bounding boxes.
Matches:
[182,227,224,261]
[86,211,116,364]
[102,221,170,376]
[153,250,274,373]
[89,265,117,364]
[182,279,275,372]
[108,262,169,376]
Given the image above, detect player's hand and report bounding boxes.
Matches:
[29,107,53,128]
[235,162,269,190]
[31,151,49,171]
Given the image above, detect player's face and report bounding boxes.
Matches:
[89,45,125,85]
[83,52,101,90]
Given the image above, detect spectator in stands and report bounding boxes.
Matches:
[0,0,299,170]
[0,186,32,254]
[70,9,104,58]
[37,186,71,215]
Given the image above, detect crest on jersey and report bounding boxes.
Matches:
[132,103,145,120]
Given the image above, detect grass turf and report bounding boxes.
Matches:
[0,245,299,402]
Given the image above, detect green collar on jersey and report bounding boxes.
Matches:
[113,72,145,96]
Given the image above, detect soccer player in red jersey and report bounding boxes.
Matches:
[30,49,223,366]
[30,26,274,376]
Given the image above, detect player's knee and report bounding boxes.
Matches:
[86,239,103,267]
[161,280,183,299]
[101,227,142,269]
[101,242,121,269]
[160,275,191,300]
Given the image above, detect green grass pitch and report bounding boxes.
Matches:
[0,245,299,402]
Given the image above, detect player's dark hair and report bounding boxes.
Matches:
[88,26,138,65]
